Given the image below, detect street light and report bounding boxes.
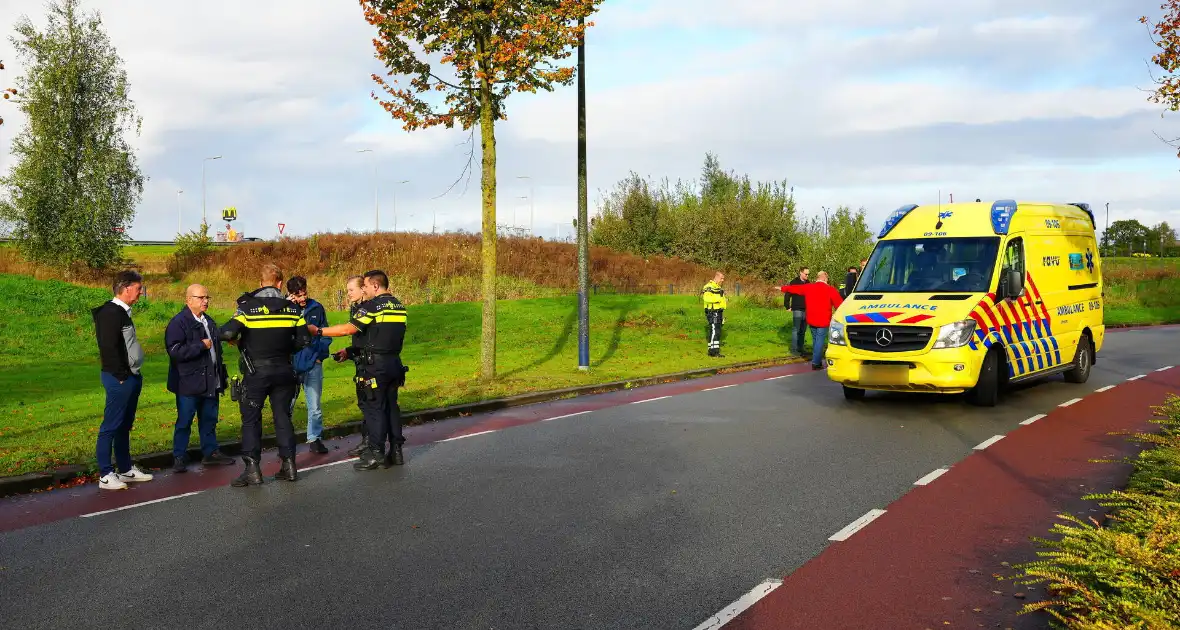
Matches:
[357,149,378,231]
[201,156,221,225]
[392,179,409,233]
[517,175,534,235]
[176,189,183,235]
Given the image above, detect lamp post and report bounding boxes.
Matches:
[176,189,183,235]
[357,149,378,231]
[517,175,534,235]
[202,156,222,225]
[392,179,409,233]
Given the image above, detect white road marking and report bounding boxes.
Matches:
[631,396,670,404]
[690,579,784,630]
[973,435,1005,450]
[1094,385,1115,393]
[702,384,737,392]
[1059,398,1083,407]
[914,468,949,486]
[829,509,887,541]
[1020,414,1046,426]
[764,374,792,380]
[1128,374,1146,381]
[438,430,496,442]
[302,457,360,472]
[541,410,591,422]
[1157,366,1173,372]
[80,491,204,518]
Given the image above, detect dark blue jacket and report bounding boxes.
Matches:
[165,308,227,397]
[293,298,332,373]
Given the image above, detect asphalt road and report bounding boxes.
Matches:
[0,327,1175,630]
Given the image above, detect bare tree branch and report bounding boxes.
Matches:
[433,127,477,199]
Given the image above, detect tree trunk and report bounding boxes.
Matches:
[478,40,497,381]
[576,16,590,370]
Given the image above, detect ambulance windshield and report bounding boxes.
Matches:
[856,237,1001,293]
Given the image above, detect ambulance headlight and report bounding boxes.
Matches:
[829,321,847,346]
[932,319,977,349]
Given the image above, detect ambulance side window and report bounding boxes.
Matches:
[1000,237,1025,295]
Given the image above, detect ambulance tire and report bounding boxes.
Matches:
[1063,333,1093,384]
[967,348,1001,407]
[842,385,865,400]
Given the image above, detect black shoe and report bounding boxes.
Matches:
[172,457,187,474]
[811,363,823,370]
[231,456,263,487]
[353,449,383,471]
[308,439,329,455]
[274,457,298,482]
[347,435,370,457]
[202,451,234,466]
[382,444,405,468]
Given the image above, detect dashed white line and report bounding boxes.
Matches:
[764,374,792,380]
[302,457,360,472]
[438,430,496,442]
[702,384,737,392]
[690,579,783,630]
[1020,414,1046,426]
[80,491,204,518]
[914,468,949,486]
[541,410,591,422]
[1094,385,1115,393]
[973,435,1005,450]
[1128,374,1146,381]
[1059,398,1083,407]
[1156,366,1173,372]
[630,396,670,404]
[829,509,887,541]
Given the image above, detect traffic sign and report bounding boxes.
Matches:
[278,223,286,234]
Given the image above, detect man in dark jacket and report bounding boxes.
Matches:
[786,266,809,356]
[92,270,155,491]
[287,276,332,454]
[165,284,234,473]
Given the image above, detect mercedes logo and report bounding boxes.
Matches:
[875,328,893,347]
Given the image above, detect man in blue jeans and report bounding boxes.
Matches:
[785,266,810,355]
[91,270,155,490]
[165,283,235,473]
[287,276,332,454]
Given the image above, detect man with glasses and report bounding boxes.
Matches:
[165,283,234,473]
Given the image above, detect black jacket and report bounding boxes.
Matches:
[786,278,808,310]
[165,307,227,397]
[219,287,312,372]
[841,271,859,298]
[92,301,144,381]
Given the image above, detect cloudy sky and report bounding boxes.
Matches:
[0,0,1177,243]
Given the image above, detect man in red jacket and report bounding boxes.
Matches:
[780,271,844,370]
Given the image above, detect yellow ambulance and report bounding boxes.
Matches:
[825,200,1104,406]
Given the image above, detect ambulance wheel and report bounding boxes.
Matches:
[1063,333,1093,384]
[967,348,1000,407]
[842,385,865,400]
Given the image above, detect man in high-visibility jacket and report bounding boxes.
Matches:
[701,272,727,357]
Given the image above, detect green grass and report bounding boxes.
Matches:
[0,274,799,476]
[123,244,177,262]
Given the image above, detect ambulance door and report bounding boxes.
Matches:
[996,236,1044,377]
[1020,230,1061,373]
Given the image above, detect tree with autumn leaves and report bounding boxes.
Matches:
[361,0,603,380]
[1142,2,1180,152]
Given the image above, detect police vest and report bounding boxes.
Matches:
[350,293,407,356]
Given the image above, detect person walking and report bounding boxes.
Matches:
[286,276,332,454]
[786,266,809,356]
[780,270,844,370]
[701,271,727,357]
[91,270,154,490]
[165,284,235,472]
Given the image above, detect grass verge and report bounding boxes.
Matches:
[0,273,799,477]
[1009,394,1180,628]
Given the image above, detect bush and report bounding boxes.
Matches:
[168,222,215,277]
[1010,395,1180,629]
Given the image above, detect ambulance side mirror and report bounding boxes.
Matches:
[1004,270,1024,299]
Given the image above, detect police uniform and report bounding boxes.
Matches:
[340,300,370,457]
[349,292,408,470]
[219,287,312,486]
[702,280,727,356]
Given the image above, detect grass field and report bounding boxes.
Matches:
[1100,257,1180,325]
[0,274,798,476]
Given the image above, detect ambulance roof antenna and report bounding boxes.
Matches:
[935,189,944,230]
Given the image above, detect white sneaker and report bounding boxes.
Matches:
[116,465,154,483]
[99,472,127,491]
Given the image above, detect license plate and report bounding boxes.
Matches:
[859,364,909,386]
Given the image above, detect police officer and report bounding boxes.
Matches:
[702,271,727,357]
[220,264,312,487]
[312,269,408,471]
[331,275,370,457]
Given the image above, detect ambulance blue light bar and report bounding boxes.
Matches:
[1067,202,1097,229]
[990,199,1018,235]
[878,203,919,238]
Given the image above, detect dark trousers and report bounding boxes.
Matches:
[705,309,724,356]
[174,394,220,459]
[97,372,142,476]
[239,369,299,460]
[358,371,404,454]
[791,310,808,354]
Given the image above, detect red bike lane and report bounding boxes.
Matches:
[726,366,1179,630]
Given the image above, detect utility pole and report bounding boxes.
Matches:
[576,15,590,371]
[517,175,534,235]
[392,179,409,233]
[202,155,222,225]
